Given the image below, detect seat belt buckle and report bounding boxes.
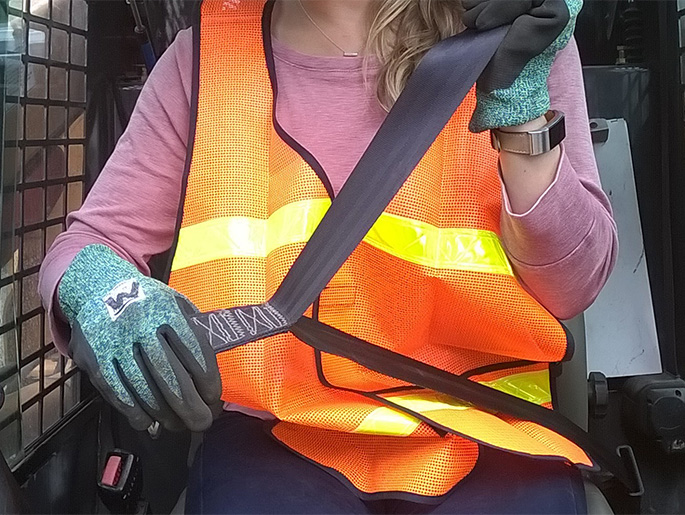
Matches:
[617,445,644,497]
[98,450,149,514]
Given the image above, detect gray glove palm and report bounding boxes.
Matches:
[58,244,221,432]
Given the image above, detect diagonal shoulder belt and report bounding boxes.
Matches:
[187,26,642,496]
[190,25,507,350]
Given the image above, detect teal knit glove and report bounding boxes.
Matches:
[58,244,221,432]
[464,0,583,132]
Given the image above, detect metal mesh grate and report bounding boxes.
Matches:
[0,0,87,461]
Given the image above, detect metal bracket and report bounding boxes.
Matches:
[617,444,645,497]
[590,118,610,144]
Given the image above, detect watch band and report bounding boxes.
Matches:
[490,110,566,156]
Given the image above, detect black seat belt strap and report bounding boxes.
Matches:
[268,26,508,320]
[186,26,642,495]
[189,26,508,352]
[290,317,643,496]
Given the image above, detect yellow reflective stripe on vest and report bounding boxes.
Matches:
[364,212,513,275]
[354,369,551,436]
[171,199,513,276]
[171,199,329,271]
[479,369,552,405]
[355,393,470,436]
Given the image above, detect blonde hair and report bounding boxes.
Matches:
[367,0,465,110]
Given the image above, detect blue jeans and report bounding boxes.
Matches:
[186,412,587,514]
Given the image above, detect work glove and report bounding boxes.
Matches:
[464,0,583,132]
[58,244,222,432]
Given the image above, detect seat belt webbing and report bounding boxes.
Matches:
[190,25,507,349]
[290,317,642,495]
[186,25,641,495]
[267,26,508,319]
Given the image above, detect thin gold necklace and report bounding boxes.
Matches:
[297,0,360,57]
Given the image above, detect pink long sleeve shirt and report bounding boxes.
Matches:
[39,28,617,353]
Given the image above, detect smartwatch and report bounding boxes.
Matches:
[490,110,566,156]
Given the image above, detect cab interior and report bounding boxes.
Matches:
[0,1,684,513]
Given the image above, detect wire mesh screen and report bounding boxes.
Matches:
[0,0,87,463]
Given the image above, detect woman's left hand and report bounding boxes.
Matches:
[464,0,583,132]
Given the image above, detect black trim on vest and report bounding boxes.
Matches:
[161,0,203,283]
[267,392,591,505]
[314,349,445,437]
[368,384,427,396]
[264,421,457,505]
[461,359,537,379]
[262,0,336,199]
[291,317,652,495]
[314,347,558,438]
[314,350,424,396]
[465,360,558,408]
[161,0,336,283]
[313,348,334,389]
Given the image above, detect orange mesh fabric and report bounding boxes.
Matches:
[499,416,593,467]
[370,399,593,467]
[165,0,586,497]
[272,422,480,498]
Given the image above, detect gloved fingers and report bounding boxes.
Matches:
[527,0,578,51]
[173,295,207,355]
[122,347,188,432]
[169,296,223,405]
[208,398,225,421]
[140,335,214,432]
[463,0,533,30]
[478,5,569,92]
[96,361,156,432]
[174,294,200,316]
[69,324,153,431]
[164,323,222,407]
[462,0,489,29]
[508,0,572,55]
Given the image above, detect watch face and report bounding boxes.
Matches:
[548,114,566,148]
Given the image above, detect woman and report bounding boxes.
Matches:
[39,0,617,513]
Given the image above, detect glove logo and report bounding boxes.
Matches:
[103,279,146,321]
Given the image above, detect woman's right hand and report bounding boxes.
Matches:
[463,0,582,132]
[58,244,222,432]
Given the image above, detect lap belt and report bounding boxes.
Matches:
[187,26,642,496]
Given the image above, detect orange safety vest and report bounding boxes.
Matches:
[167,0,593,498]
